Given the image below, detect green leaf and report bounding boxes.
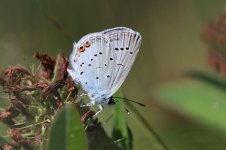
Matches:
[125,99,169,150]
[47,104,88,150]
[185,70,226,90]
[0,136,8,144]
[153,71,226,131]
[112,90,133,150]
[0,123,11,143]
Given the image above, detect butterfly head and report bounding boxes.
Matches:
[106,96,116,105]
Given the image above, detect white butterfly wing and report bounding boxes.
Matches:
[68,27,141,103]
[68,32,100,91]
[101,27,142,98]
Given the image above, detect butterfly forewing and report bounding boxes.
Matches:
[101,27,141,98]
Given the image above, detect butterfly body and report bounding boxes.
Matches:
[67,27,141,112]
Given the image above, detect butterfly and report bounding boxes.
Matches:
[67,27,142,115]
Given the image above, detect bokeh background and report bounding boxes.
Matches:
[1,0,226,149]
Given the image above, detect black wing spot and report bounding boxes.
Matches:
[107,75,110,78]
[80,62,85,67]
[91,59,93,61]
[80,72,83,75]
[130,52,133,54]
[88,64,91,66]
[115,48,119,51]
[96,77,99,79]
[105,64,107,66]
[94,54,97,56]
[99,52,103,55]
[85,82,88,84]
[120,48,124,50]
[126,47,129,50]
[110,58,113,60]
[74,59,76,62]
[117,64,124,66]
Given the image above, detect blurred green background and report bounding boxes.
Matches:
[1,0,226,149]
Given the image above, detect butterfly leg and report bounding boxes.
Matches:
[74,93,88,100]
[79,93,88,97]
[80,101,95,107]
[93,104,103,117]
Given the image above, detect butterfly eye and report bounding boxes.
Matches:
[84,41,90,48]
[78,46,85,52]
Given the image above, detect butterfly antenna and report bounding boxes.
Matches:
[125,107,130,114]
[113,97,145,107]
[115,99,130,115]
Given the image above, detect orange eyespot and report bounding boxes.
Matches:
[84,41,90,48]
[78,46,85,52]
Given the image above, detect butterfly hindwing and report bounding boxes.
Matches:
[69,32,104,93]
